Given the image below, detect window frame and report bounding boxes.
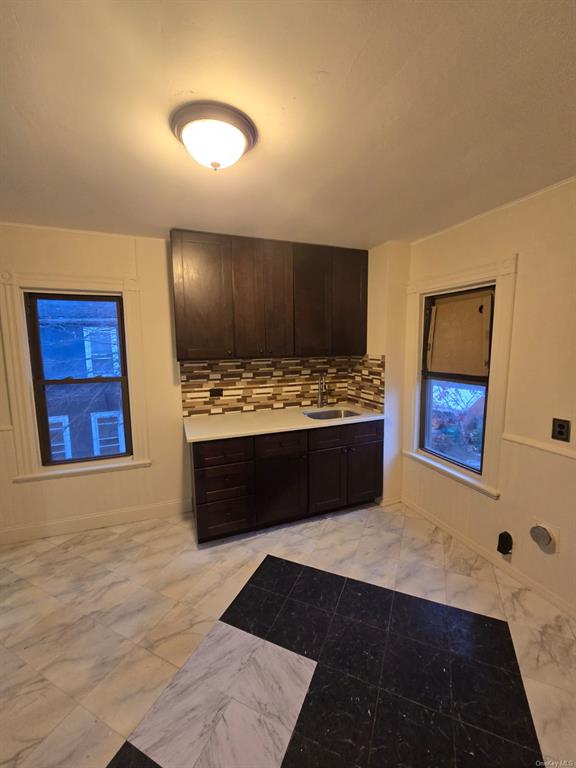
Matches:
[25,292,133,467]
[419,285,495,475]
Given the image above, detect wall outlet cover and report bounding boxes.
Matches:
[531,519,560,553]
[551,418,571,442]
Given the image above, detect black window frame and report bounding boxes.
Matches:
[419,285,495,475]
[25,292,133,466]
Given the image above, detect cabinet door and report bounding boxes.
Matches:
[347,420,383,445]
[308,426,348,451]
[193,437,254,468]
[347,441,383,505]
[256,455,308,526]
[195,461,254,504]
[293,244,332,356]
[332,247,368,356]
[261,240,294,357]
[309,447,347,514]
[171,230,234,360]
[231,236,267,358]
[196,497,255,543]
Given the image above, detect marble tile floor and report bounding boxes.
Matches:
[0,503,574,767]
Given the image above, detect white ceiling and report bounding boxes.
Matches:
[1,0,575,248]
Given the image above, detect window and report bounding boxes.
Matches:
[91,411,126,456]
[83,326,120,377]
[25,294,132,465]
[48,415,72,460]
[420,286,494,474]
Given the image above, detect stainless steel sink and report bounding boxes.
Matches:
[304,408,361,420]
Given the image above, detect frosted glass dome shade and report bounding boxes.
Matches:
[181,119,248,170]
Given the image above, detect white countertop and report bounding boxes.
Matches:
[183,402,384,443]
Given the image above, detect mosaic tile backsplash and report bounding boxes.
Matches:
[180,355,385,416]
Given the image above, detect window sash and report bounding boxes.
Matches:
[419,286,494,475]
[419,376,488,474]
[423,288,494,379]
[25,293,133,466]
[91,410,126,456]
[48,415,72,460]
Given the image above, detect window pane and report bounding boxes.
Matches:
[45,382,127,461]
[427,290,492,377]
[423,378,486,472]
[37,298,122,379]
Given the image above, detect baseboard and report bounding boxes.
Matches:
[0,497,193,546]
[402,497,576,620]
[380,496,402,507]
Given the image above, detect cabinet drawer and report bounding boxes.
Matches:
[195,461,254,504]
[193,437,254,468]
[347,420,383,445]
[196,497,255,542]
[308,426,348,451]
[255,431,307,458]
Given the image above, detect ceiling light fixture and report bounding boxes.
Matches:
[170,101,258,171]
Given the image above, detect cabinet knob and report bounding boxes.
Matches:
[227,350,233,356]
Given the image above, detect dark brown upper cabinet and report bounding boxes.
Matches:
[260,239,294,357]
[293,243,333,356]
[231,237,294,358]
[171,229,367,360]
[230,236,267,358]
[171,230,234,360]
[332,248,368,356]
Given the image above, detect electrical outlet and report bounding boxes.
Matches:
[551,418,571,442]
[209,387,223,397]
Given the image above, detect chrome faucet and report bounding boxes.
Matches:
[317,373,328,408]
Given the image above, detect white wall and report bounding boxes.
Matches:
[367,241,410,504]
[0,224,190,544]
[400,180,576,612]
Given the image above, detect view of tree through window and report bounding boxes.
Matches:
[423,379,486,472]
[26,295,132,465]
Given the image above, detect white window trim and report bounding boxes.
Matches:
[91,410,125,456]
[0,273,151,482]
[403,255,518,497]
[48,414,72,460]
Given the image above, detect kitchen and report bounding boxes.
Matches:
[0,2,575,767]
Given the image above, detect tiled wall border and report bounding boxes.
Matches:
[180,355,385,416]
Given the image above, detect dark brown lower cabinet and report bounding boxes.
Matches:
[347,442,384,505]
[192,421,383,542]
[256,455,308,526]
[196,497,255,542]
[309,447,348,514]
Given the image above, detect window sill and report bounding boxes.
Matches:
[403,450,500,499]
[13,458,152,483]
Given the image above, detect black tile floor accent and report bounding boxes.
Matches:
[295,663,378,768]
[107,742,162,768]
[220,555,345,660]
[381,632,452,715]
[221,555,544,768]
[454,720,543,767]
[282,732,352,768]
[371,690,455,768]
[321,613,387,685]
